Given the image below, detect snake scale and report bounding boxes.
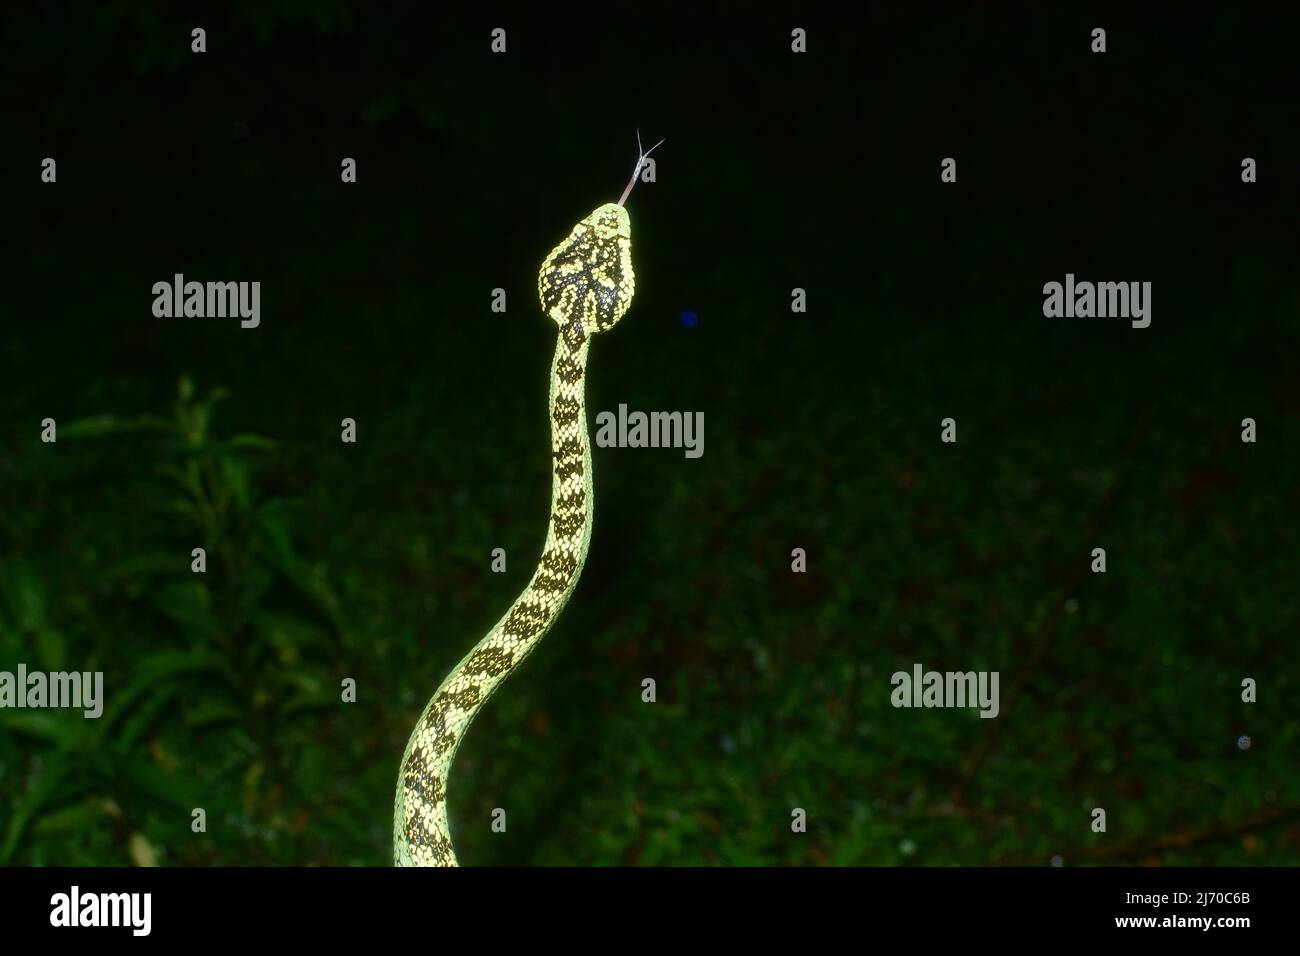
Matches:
[394,142,660,866]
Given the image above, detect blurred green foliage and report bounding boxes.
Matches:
[2,377,354,864]
[3,305,1297,866]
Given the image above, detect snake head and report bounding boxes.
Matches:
[538,202,635,337]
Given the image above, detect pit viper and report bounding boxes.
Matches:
[394,140,661,866]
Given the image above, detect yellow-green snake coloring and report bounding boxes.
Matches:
[394,142,659,866]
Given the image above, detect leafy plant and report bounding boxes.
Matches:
[0,376,348,864]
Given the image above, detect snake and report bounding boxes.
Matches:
[394,138,662,866]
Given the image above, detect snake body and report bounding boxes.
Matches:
[394,201,637,866]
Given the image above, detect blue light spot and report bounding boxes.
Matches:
[681,309,698,328]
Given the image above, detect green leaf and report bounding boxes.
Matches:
[226,434,276,452]
[0,710,82,747]
[0,757,74,864]
[185,699,243,729]
[116,758,196,812]
[148,582,220,639]
[58,413,173,439]
[108,551,191,579]
[31,799,117,837]
[116,685,180,749]
[34,626,68,671]
[221,456,251,511]
[98,649,235,737]
[0,561,46,631]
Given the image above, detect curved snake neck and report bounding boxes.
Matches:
[395,202,634,866]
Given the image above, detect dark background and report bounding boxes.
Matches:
[1,1,1297,865]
